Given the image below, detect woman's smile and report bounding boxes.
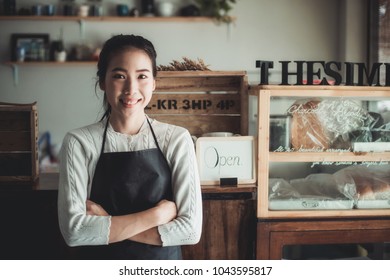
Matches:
[120,97,142,107]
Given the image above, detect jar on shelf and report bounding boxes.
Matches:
[141,0,155,16]
[63,1,75,16]
[3,0,16,15]
[78,4,90,17]
[157,2,176,17]
[90,3,103,16]
[16,46,25,62]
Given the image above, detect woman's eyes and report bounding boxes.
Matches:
[113,73,125,79]
[112,73,148,79]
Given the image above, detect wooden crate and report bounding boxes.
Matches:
[0,102,39,187]
[146,71,249,136]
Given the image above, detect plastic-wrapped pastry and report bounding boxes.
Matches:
[334,165,390,200]
[289,99,331,150]
[289,98,373,150]
[353,175,390,200]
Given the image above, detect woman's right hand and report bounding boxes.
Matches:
[108,199,177,244]
[155,199,177,225]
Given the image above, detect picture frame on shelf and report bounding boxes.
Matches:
[10,33,49,62]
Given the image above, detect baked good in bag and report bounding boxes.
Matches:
[289,99,372,150]
[352,174,390,200]
[290,100,331,150]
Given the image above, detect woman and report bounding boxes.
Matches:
[58,34,202,259]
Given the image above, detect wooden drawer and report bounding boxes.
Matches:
[0,102,39,187]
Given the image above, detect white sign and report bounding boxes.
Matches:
[196,136,256,185]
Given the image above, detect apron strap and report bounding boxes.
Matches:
[100,117,110,155]
[146,116,164,155]
[100,116,164,156]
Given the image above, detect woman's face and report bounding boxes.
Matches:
[100,48,155,120]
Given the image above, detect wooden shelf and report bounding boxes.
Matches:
[201,184,257,193]
[0,15,215,22]
[4,61,96,66]
[269,151,389,163]
[257,209,390,219]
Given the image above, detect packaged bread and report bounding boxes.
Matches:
[288,99,373,150]
[289,99,332,150]
[334,165,390,200]
[353,175,390,200]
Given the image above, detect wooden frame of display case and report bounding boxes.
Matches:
[250,85,390,219]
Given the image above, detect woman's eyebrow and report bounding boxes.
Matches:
[111,67,127,72]
[110,68,151,73]
[136,69,151,73]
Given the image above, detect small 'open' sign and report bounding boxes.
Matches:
[196,136,256,186]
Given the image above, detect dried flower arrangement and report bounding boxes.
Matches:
[157,57,211,71]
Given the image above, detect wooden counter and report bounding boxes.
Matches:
[0,173,256,260]
[257,217,390,259]
[0,174,64,259]
[183,185,256,260]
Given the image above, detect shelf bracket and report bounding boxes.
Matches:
[9,63,19,86]
[78,19,86,40]
[226,22,232,42]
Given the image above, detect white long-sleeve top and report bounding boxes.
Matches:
[58,117,202,247]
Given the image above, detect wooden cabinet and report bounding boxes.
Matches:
[182,187,257,259]
[257,217,390,260]
[0,188,65,259]
[0,102,38,187]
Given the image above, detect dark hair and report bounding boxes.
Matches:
[96,34,157,119]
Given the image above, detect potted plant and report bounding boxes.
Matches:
[195,0,236,23]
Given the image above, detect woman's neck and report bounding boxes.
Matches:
[109,113,146,135]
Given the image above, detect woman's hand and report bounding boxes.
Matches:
[155,199,177,225]
[89,199,177,244]
[86,199,176,223]
[86,200,109,216]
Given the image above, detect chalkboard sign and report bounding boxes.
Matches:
[196,136,256,185]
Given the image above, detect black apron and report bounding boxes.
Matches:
[80,117,181,260]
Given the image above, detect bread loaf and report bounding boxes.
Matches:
[290,100,331,150]
[289,98,372,150]
[353,175,390,200]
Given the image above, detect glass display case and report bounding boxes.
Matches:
[250,85,390,218]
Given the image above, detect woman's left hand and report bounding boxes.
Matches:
[86,200,109,216]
